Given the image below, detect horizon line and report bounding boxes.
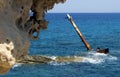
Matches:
[47,12,120,13]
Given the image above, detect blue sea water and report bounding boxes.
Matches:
[1,13,120,77]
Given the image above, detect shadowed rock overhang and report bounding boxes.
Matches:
[0,0,66,74]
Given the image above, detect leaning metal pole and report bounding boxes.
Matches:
[67,14,92,51]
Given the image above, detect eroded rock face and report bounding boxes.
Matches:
[0,42,15,74]
[0,0,66,74]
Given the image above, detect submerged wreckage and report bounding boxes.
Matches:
[67,14,109,54]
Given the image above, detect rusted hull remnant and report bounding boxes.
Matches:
[67,14,109,54]
[67,14,92,51]
[96,48,109,54]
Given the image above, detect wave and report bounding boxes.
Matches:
[48,61,70,66]
[47,52,118,65]
[82,57,104,64]
[82,52,118,64]
[12,63,22,69]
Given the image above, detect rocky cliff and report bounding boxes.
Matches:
[0,0,66,74]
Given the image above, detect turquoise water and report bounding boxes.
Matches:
[1,13,120,77]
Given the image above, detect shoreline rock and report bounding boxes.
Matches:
[0,0,66,74]
[17,55,53,64]
[17,55,83,64]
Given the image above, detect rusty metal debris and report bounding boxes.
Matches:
[67,14,109,54]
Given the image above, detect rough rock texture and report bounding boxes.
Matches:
[0,0,66,74]
[17,55,53,64]
[17,55,83,64]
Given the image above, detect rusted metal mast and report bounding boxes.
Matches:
[67,14,92,51]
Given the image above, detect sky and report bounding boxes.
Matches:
[48,0,120,13]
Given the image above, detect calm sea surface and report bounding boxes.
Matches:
[1,13,120,77]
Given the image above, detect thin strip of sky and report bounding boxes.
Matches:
[48,0,120,13]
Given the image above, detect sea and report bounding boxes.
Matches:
[1,13,120,77]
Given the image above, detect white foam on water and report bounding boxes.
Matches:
[48,56,57,60]
[47,56,70,66]
[82,57,104,64]
[82,52,118,64]
[93,53,107,56]
[107,55,118,60]
[46,52,118,65]
[12,63,22,69]
[87,52,107,56]
[48,61,70,66]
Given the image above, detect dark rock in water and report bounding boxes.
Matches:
[17,55,53,64]
[96,48,109,54]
